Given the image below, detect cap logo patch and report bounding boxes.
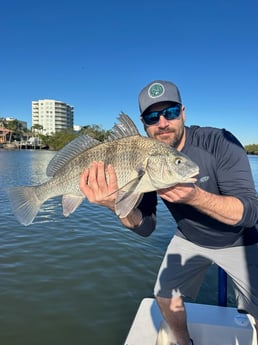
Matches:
[148,83,165,98]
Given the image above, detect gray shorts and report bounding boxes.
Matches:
[154,235,258,319]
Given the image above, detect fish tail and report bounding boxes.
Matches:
[6,186,42,226]
[155,320,177,345]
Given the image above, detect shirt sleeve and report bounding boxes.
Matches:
[215,129,258,228]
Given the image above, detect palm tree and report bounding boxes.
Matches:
[2,119,19,143]
[31,124,44,134]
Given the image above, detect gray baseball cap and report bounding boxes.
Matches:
[138,80,182,116]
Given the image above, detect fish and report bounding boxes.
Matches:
[6,113,199,226]
[155,320,177,345]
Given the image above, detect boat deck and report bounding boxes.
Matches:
[124,298,257,345]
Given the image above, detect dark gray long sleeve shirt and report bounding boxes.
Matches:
[132,126,258,248]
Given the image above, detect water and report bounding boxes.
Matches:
[0,150,257,345]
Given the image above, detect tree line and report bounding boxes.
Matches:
[245,144,258,155]
[39,124,110,150]
[0,118,110,150]
[1,118,257,153]
[38,134,258,154]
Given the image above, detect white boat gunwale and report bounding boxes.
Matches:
[124,297,257,345]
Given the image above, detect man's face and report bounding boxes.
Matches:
[141,101,186,150]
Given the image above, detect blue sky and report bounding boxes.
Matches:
[1,0,257,145]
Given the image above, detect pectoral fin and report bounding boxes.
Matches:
[115,191,143,218]
[106,166,145,198]
[108,160,148,217]
[62,194,85,217]
[120,168,145,193]
[133,174,156,193]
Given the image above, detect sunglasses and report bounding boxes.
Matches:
[142,103,182,126]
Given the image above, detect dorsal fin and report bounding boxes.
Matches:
[107,112,140,140]
[46,135,100,177]
[46,113,140,177]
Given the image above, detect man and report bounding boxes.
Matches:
[79,80,258,345]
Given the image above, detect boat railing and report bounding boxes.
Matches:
[218,267,227,306]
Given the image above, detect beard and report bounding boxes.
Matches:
[154,126,185,149]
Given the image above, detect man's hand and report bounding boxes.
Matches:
[79,161,118,211]
[158,183,197,204]
[79,161,144,229]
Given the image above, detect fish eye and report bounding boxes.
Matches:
[175,157,183,165]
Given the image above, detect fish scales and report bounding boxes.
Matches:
[37,136,152,200]
[37,137,140,196]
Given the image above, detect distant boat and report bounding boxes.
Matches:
[3,142,17,150]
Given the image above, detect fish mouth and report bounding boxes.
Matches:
[187,177,198,183]
[183,170,199,183]
[180,176,197,184]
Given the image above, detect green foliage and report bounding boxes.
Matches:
[4,117,256,154]
[44,130,79,150]
[245,144,258,155]
[40,124,110,150]
[79,124,110,141]
[0,118,24,141]
[32,124,43,132]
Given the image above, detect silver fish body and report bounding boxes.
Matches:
[6,113,199,226]
[155,320,177,345]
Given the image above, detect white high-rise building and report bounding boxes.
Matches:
[32,99,74,135]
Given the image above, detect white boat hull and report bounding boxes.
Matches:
[124,298,256,345]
